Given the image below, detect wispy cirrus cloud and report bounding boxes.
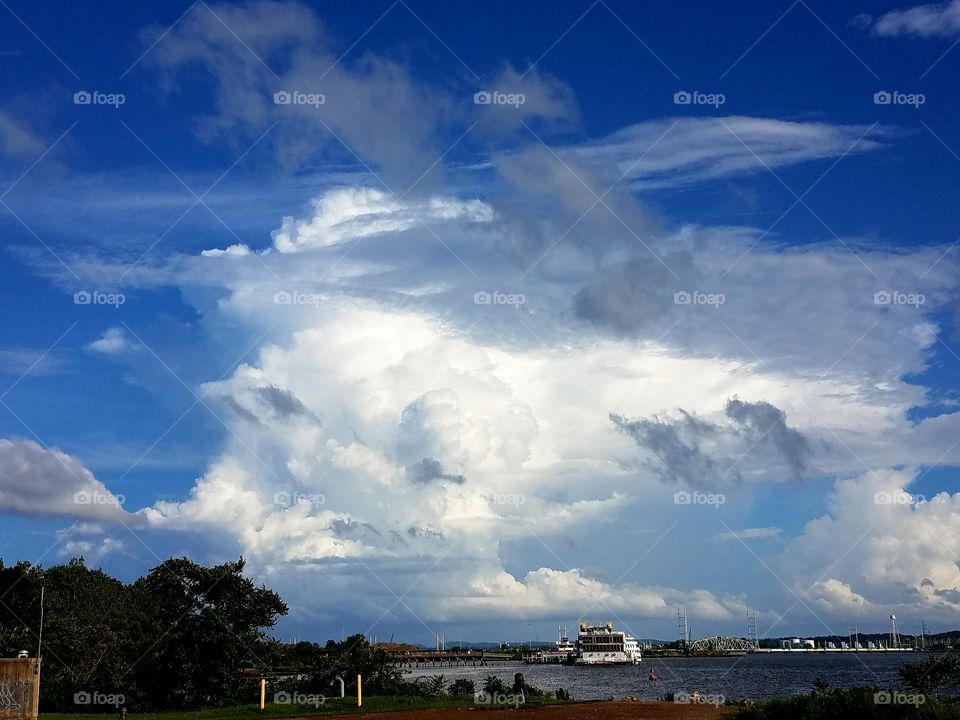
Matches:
[855,0,960,37]
[562,117,893,189]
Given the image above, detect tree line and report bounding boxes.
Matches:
[0,556,290,711]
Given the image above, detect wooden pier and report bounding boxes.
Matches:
[384,650,515,667]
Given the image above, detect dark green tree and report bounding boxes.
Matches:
[899,653,960,697]
[130,557,288,709]
[447,678,475,696]
[0,559,45,657]
[303,634,404,696]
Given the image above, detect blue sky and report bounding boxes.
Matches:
[1,0,960,645]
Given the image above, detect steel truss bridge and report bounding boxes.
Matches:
[687,636,757,653]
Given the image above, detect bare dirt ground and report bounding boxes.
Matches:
[314,701,735,719]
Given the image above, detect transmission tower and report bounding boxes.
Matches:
[746,609,758,649]
[677,608,689,646]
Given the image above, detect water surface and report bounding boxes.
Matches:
[407,653,918,701]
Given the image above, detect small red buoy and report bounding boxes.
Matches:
[649,667,657,682]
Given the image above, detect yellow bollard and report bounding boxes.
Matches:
[259,678,266,712]
[357,673,362,707]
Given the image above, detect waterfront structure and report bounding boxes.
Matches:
[523,627,577,664]
[571,622,642,665]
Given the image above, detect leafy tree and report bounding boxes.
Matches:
[421,674,446,696]
[812,678,831,696]
[1,558,152,711]
[130,557,288,709]
[41,559,150,710]
[900,654,960,697]
[0,560,45,657]
[300,634,404,696]
[482,675,508,695]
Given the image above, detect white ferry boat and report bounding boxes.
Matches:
[571,621,642,665]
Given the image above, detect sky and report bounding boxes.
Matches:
[1,0,960,647]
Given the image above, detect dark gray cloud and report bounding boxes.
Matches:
[223,385,316,423]
[610,411,738,489]
[329,518,381,542]
[573,254,696,335]
[725,397,812,478]
[256,385,314,418]
[407,457,466,485]
[407,525,445,541]
[612,398,815,488]
[224,396,261,423]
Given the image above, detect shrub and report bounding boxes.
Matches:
[448,678,475,696]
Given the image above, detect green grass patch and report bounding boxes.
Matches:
[42,694,575,720]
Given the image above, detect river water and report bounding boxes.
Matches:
[406,653,919,701]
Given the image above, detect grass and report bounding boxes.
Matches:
[41,694,573,719]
